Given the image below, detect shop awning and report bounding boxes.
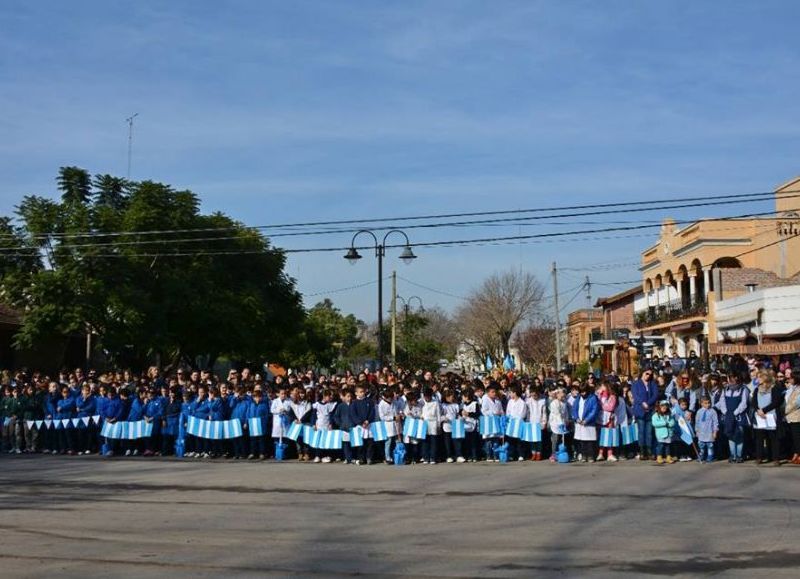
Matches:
[716,306,762,329]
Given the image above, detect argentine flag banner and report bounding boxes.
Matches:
[369,421,390,442]
[349,426,365,447]
[676,415,695,445]
[505,417,526,439]
[620,422,639,446]
[286,422,303,441]
[522,422,542,443]
[451,418,466,439]
[599,426,619,447]
[186,417,244,440]
[101,420,154,440]
[403,417,427,440]
[248,417,264,437]
[479,415,502,437]
[315,429,343,450]
[302,425,316,444]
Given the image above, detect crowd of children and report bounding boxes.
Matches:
[1,363,799,466]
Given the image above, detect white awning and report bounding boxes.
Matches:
[716,307,761,329]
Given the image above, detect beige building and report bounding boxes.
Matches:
[566,308,602,367]
[634,177,800,358]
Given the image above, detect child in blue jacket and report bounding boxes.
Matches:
[207,386,225,458]
[102,386,124,456]
[181,389,197,457]
[230,386,251,459]
[246,388,270,459]
[652,400,676,464]
[161,386,182,456]
[143,387,164,456]
[571,385,599,463]
[74,384,96,454]
[55,385,77,455]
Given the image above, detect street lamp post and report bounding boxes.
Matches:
[344,230,417,367]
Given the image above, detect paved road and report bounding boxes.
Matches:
[0,456,797,578]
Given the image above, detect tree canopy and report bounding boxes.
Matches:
[0,166,305,368]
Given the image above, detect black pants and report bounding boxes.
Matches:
[754,429,779,462]
[790,423,800,455]
[162,434,176,455]
[233,435,249,458]
[507,437,526,460]
[578,440,596,459]
[250,436,266,456]
[444,433,463,459]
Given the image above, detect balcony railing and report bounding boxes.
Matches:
[634,297,707,328]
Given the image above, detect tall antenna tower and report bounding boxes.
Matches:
[126,113,139,178]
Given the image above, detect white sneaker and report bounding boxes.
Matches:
[607,455,618,462]
[446,457,454,463]
[125,450,132,456]
[313,456,321,463]
[15,449,22,454]
[132,449,139,456]
[517,456,525,461]
[456,457,466,463]
[321,456,331,463]
[354,460,361,466]
[51,450,58,455]
[84,450,91,455]
[684,457,693,462]
[420,459,428,464]
[429,461,436,465]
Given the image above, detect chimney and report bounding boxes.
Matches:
[745,283,758,293]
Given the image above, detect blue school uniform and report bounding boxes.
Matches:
[231,397,250,422]
[95,395,108,421]
[162,400,182,437]
[75,395,96,418]
[192,398,210,418]
[246,399,270,430]
[103,397,124,422]
[127,398,145,421]
[208,398,225,421]
[56,396,76,419]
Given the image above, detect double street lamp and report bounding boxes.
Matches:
[397,295,425,317]
[344,229,417,367]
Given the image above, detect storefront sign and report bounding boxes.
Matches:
[709,340,800,355]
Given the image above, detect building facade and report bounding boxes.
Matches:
[634,177,800,361]
[566,308,602,367]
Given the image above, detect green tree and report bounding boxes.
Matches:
[1,167,305,368]
[396,312,445,370]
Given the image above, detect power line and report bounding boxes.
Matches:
[3,189,795,240]
[0,207,788,256]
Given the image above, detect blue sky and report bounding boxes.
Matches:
[1,1,799,322]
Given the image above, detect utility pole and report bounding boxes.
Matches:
[552,262,561,372]
[391,270,397,363]
[126,113,139,179]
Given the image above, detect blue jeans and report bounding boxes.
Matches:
[698,441,715,462]
[637,414,654,454]
[655,441,670,458]
[483,438,497,460]
[384,437,394,462]
[728,439,743,460]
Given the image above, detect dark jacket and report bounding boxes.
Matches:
[631,378,660,418]
[331,401,355,431]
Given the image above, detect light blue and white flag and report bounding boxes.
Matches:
[485,355,493,371]
[286,422,303,441]
[92,415,102,425]
[54,419,63,430]
[403,417,428,439]
[522,422,542,443]
[370,421,389,442]
[599,426,619,447]
[248,417,264,437]
[620,422,639,446]
[302,425,316,444]
[101,420,153,440]
[35,420,44,429]
[675,415,695,445]
[71,418,81,428]
[451,418,466,439]
[479,415,502,437]
[505,417,525,439]
[25,420,34,430]
[81,417,91,427]
[61,419,71,429]
[350,426,365,447]
[316,429,343,450]
[223,420,243,439]
[44,419,53,429]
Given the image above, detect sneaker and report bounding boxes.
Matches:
[366,459,373,465]
[354,460,361,466]
[446,457,454,463]
[588,458,595,463]
[125,450,132,456]
[321,456,331,463]
[596,453,604,461]
[259,454,266,460]
[313,457,321,463]
[14,449,21,454]
[607,454,618,462]
[420,459,428,464]
[132,449,139,456]
[679,457,689,462]
[576,454,583,462]
[456,457,466,463]
[51,450,58,455]
[634,454,641,460]
[684,457,693,462]
[385,458,393,464]
[549,455,556,463]
[657,456,664,464]
[517,457,525,462]
[666,456,675,464]
[429,461,436,465]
